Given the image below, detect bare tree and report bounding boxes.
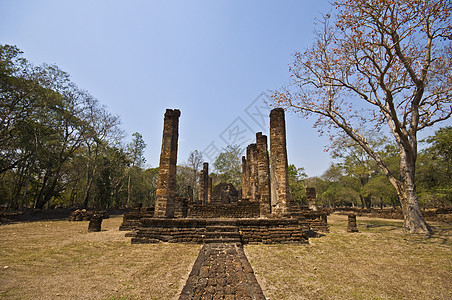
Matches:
[186,150,203,199]
[81,94,122,208]
[272,0,451,233]
[126,132,147,207]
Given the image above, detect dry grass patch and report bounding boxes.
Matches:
[245,214,452,300]
[0,216,201,300]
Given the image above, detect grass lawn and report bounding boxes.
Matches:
[0,216,201,300]
[245,214,452,299]
[0,214,451,299]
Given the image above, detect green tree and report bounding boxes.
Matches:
[362,175,399,209]
[320,164,361,207]
[107,146,130,207]
[417,127,452,207]
[126,132,147,207]
[288,164,307,204]
[213,144,242,188]
[330,133,389,208]
[272,1,451,233]
[0,44,124,210]
[176,165,194,198]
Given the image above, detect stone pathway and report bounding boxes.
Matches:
[179,243,266,300]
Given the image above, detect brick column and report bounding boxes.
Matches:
[347,214,359,232]
[187,185,193,204]
[241,156,248,200]
[199,162,209,205]
[207,176,212,204]
[154,109,180,218]
[269,108,290,216]
[256,132,271,217]
[246,144,258,201]
[306,187,317,211]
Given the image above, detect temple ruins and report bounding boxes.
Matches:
[120,107,329,244]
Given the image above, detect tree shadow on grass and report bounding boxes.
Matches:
[361,221,402,232]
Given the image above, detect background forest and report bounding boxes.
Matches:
[1,44,450,211]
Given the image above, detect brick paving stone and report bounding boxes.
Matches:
[179,243,265,300]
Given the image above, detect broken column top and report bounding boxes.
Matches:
[165,109,181,118]
[256,132,267,141]
[270,107,284,115]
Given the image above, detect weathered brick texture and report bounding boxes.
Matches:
[269,108,290,216]
[256,132,271,217]
[154,109,180,218]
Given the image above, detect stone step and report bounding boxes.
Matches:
[205,219,238,226]
[206,225,239,232]
[204,232,241,238]
[204,237,241,243]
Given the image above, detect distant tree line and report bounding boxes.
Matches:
[289,128,452,209]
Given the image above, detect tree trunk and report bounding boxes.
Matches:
[41,175,60,209]
[364,195,371,209]
[392,148,431,234]
[127,172,131,208]
[35,172,50,209]
[20,167,32,210]
[82,145,92,209]
[359,195,366,209]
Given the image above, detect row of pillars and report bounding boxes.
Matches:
[241,108,289,217]
[153,107,302,218]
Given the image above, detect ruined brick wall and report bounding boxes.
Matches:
[187,201,260,218]
[132,218,208,243]
[119,206,155,231]
[306,187,318,211]
[211,182,239,204]
[174,197,188,218]
[154,109,180,218]
[269,108,290,216]
[297,210,329,232]
[236,219,308,244]
[131,218,309,244]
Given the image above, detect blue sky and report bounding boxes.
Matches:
[1,0,336,176]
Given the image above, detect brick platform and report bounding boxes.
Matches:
[131,218,309,244]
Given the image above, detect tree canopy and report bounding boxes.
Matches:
[272,0,451,233]
[0,44,153,209]
[213,145,242,188]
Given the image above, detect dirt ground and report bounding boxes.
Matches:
[0,214,451,299]
[246,214,452,299]
[0,216,201,300]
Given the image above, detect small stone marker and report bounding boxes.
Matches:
[347,214,359,232]
[88,215,103,232]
